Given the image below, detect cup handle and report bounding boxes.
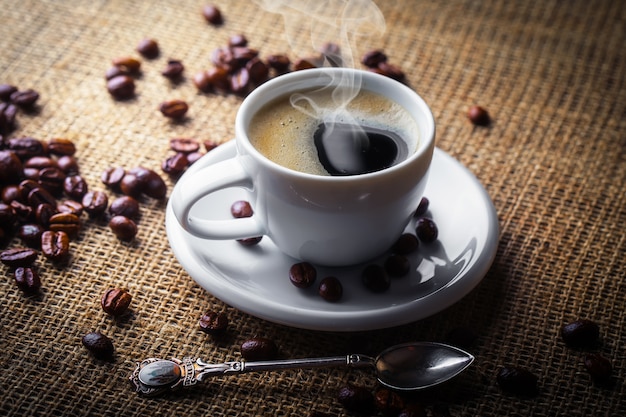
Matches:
[169,157,266,240]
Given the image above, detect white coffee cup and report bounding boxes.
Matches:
[170,68,435,266]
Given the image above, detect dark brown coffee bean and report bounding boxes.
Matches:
[289,262,317,288]
[230,200,253,218]
[161,59,184,79]
[202,4,223,25]
[108,215,137,241]
[10,200,34,223]
[14,266,41,294]
[105,66,130,80]
[0,202,17,229]
[56,155,79,174]
[112,56,141,73]
[49,212,81,238]
[377,62,406,82]
[228,34,248,47]
[337,384,375,414]
[47,138,76,156]
[416,217,438,243]
[159,99,188,119]
[391,233,419,255]
[384,254,410,277]
[468,105,490,126]
[101,167,126,190]
[230,68,251,95]
[82,190,108,217]
[129,167,167,199]
[7,137,45,160]
[211,47,236,71]
[0,102,17,134]
[232,47,259,66]
[266,54,291,73]
[109,196,140,219]
[2,185,21,203]
[496,366,538,396]
[246,58,269,85]
[240,337,278,361]
[63,175,88,200]
[18,223,44,248]
[81,331,114,360]
[24,156,57,170]
[361,50,388,68]
[583,353,612,382]
[41,230,70,262]
[293,58,317,71]
[414,196,429,217]
[206,67,231,91]
[136,38,159,59]
[198,311,229,335]
[0,84,18,101]
[0,150,24,184]
[19,179,39,200]
[27,186,57,208]
[37,167,66,195]
[203,140,220,152]
[170,138,200,154]
[35,203,57,228]
[162,153,188,177]
[561,319,600,348]
[319,276,343,302]
[107,75,135,100]
[57,200,83,217]
[192,71,213,92]
[119,173,143,198]
[23,168,41,181]
[362,264,390,292]
[101,287,132,316]
[10,89,39,107]
[374,388,405,416]
[186,151,204,166]
[0,247,38,268]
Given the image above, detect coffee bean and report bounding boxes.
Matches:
[561,319,600,348]
[7,137,45,160]
[0,202,17,229]
[230,68,251,95]
[108,215,137,241]
[0,247,38,268]
[119,173,143,198]
[159,99,188,119]
[198,311,229,335]
[18,223,44,247]
[170,138,200,154]
[266,54,291,73]
[14,266,41,294]
[81,331,114,360]
[10,200,34,223]
[468,105,490,126]
[361,50,388,68]
[246,58,269,85]
[109,195,140,219]
[337,384,375,414]
[293,58,317,71]
[289,262,317,288]
[210,46,235,71]
[362,264,390,292]
[136,38,159,59]
[35,203,57,228]
[205,67,231,91]
[10,89,39,107]
[240,337,278,361]
[41,230,70,262]
[49,212,81,238]
[82,190,108,217]
[376,62,406,82]
[203,140,220,152]
[63,175,88,200]
[112,56,141,73]
[107,75,135,100]
[38,167,66,196]
[162,153,188,177]
[391,233,419,255]
[24,156,57,170]
[202,4,223,25]
[319,276,343,302]
[161,59,184,79]
[101,167,126,190]
[228,34,248,47]
[384,254,410,277]
[186,151,204,166]
[2,185,21,203]
[47,138,76,156]
[231,46,259,64]
[496,366,538,396]
[414,196,429,217]
[230,200,253,218]
[192,71,213,92]
[416,217,438,243]
[27,186,57,208]
[374,388,405,416]
[583,353,612,382]
[57,200,83,217]
[0,84,18,101]
[0,102,17,134]
[129,167,167,199]
[0,150,24,184]
[101,287,132,316]
[56,155,79,175]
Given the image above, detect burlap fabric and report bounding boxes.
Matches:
[1,0,624,416]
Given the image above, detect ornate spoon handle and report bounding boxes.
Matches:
[130,354,374,397]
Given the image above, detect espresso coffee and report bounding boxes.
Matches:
[249,88,419,176]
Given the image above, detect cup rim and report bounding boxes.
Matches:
[236,67,435,181]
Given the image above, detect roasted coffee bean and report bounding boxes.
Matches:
[362,264,390,292]
[10,200,34,223]
[56,155,79,174]
[376,62,406,81]
[384,254,410,277]
[35,203,57,228]
[101,287,132,316]
[129,167,167,199]
[414,196,429,217]
[47,138,76,156]
[41,230,70,262]
[170,138,200,154]
[561,319,600,348]
[159,99,188,119]
[0,247,38,268]
[24,156,57,170]
[416,217,438,243]
[468,105,490,126]
[337,384,375,414]
[0,102,17,134]
[230,68,251,95]
[101,167,126,190]
[374,388,405,416]
[289,262,317,288]
[38,167,66,195]
[119,173,143,198]
[82,190,108,217]
[202,4,223,25]
[18,223,44,247]
[108,215,137,241]
[161,59,184,79]
[10,89,39,107]
[7,137,45,160]
[266,54,291,73]
[293,58,317,71]
[19,179,39,200]
[496,366,538,396]
[246,58,269,84]
[319,276,343,302]
[2,185,21,203]
[204,140,220,152]
[240,337,278,361]
[232,47,259,65]
[82,331,114,360]
[107,75,135,100]
[57,200,83,217]
[198,311,229,335]
[230,200,253,218]
[361,49,388,68]
[49,212,81,238]
[112,56,141,73]
[63,175,88,200]
[0,150,23,184]
[136,38,159,59]
[27,186,57,208]
[0,202,17,228]
[211,47,236,71]
[105,66,130,80]
[22,167,40,181]
[206,67,231,91]
[186,151,204,166]
[391,233,419,255]
[192,71,213,92]
[14,266,41,294]
[162,153,188,177]
[109,196,140,219]
[0,84,18,101]
[583,353,612,382]
[228,34,248,47]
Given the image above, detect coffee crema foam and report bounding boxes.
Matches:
[249,89,420,176]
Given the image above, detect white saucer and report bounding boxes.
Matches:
[166,141,499,332]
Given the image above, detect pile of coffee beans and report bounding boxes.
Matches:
[161,138,219,178]
[561,319,613,383]
[0,84,39,138]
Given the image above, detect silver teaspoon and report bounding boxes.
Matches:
[130,341,474,397]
